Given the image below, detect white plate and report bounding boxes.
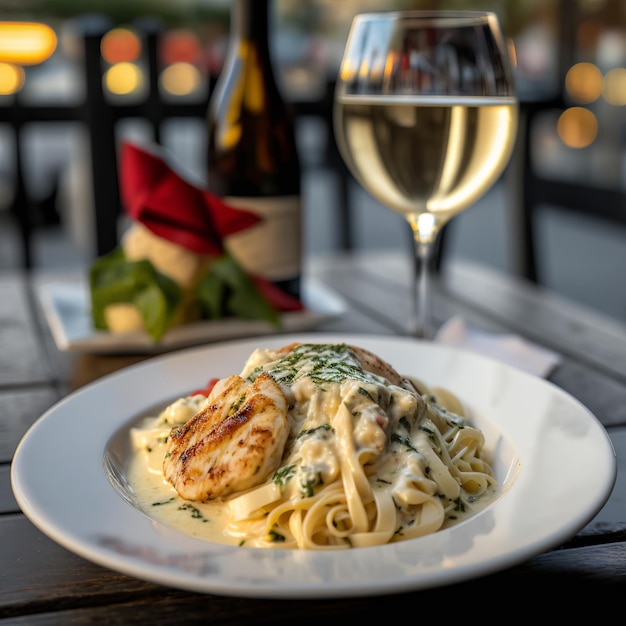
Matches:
[11,333,616,599]
[36,279,346,354]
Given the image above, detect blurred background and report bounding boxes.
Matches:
[0,0,625,320]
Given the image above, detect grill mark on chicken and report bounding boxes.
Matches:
[164,372,289,501]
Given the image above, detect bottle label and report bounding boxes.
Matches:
[223,196,302,281]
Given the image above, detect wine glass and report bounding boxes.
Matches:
[333,11,518,338]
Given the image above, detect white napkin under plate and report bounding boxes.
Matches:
[435,316,562,378]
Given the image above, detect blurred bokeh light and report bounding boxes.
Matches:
[0,22,57,65]
[603,67,626,105]
[104,61,143,95]
[160,62,202,96]
[557,107,598,148]
[0,62,25,94]
[101,27,142,64]
[565,62,603,103]
[160,29,201,65]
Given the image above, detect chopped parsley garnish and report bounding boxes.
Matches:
[228,394,246,415]
[178,503,209,522]
[273,464,296,488]
[152,497,175,506]
[248,343,389,387]
[418,425,436,441]
[296,423,333,439]
[300,477,318,498]
[358,386,375,401]
[391,433,418,453]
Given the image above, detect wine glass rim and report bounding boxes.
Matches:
[353,10,498,25]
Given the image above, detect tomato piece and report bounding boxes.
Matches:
[190,377,219,396]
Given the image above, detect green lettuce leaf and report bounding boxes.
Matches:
[89,248,181,342]
[196,253,280,327]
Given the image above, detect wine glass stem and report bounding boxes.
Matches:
[411,240,435,340]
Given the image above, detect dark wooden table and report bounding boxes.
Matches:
[2,251,625,623]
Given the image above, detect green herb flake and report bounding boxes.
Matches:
[152,497,175,506]
[254,343,390,387]
[418,425,436,441]
[273,464,296,488]
[391,432,418,453]
[296,423,333,439]
[178,503,209,522]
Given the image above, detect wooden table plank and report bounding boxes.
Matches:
[2,256,625,623]
[550,362,626,428]
[0,515,166,617]
[0,275,52,387]
[1,511,625,621]
[326,252,626,374]
[0,466,17,514]
[443,261,626,379]
[0,385,60,516]
[0,388,59,463]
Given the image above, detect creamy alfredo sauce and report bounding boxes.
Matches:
[126,343,497,547]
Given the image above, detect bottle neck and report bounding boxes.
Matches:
[227,0,278,89]
[231,0,270,41]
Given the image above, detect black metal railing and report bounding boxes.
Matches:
[1,16,623,283]
[0,18,350,270]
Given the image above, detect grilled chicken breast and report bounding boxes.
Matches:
[163,372,289,500]
[349,345,405,386]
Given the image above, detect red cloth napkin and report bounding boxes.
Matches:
[120,142,261,256]
[119,141,303,312]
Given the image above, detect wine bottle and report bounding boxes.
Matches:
[206,0,302,298]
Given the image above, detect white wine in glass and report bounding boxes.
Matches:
[334,11,518,338]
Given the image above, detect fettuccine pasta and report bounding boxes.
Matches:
[128,342,497,550]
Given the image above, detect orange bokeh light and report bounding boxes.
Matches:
[101,27,141,64]
[557,107,598,149]
[565,62,603,104]
[160,29,201,66]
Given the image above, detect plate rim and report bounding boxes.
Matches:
[11,333,617,598]
[36,278,347,354]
